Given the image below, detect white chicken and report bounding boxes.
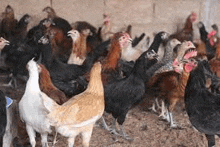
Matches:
[18,59,51,147]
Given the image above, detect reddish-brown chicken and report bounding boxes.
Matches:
[100,32,131,84]
[170,12,197,42]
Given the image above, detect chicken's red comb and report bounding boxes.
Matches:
[208,30,216,38]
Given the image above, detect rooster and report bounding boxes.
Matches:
[41,62,104,147]
[19,59,51,147]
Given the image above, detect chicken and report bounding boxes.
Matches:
[40,35,110,97]
[103,48,159,141]
[146,43,197,128]
[1,40,41,88]
[184,58,220,147]
[100,32,134,84]
[99,14,145,48]
[42,62,104,147]
[42,6,72,36]
[12,14,31,41]
[212,24,219,38]
[197,21,208,43]
[67,29,91,65]
[18,59,51,147]
[153,39,181,74]
[0,90,7,146]
[145,39,184,113]
[71,21,102,53]
[120,33,149,62]
[0,5,18,40]
[170,12,197,42]
[43,19,72,63]
[39,64,68,105]
[119,31,168,77]
[99,13,114,42]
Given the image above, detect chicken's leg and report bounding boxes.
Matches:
[159,100,167,119]
[119,124,133,141]
[41,133,48,147]
[26,125,36,147]
[167,112,177,128]
[101,116,111,131]
[205,134,215,147]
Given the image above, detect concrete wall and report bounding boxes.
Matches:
[1,0,220,40]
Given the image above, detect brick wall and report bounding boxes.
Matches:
[1,0,220,40]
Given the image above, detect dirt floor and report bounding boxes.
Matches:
[1,72,219,147]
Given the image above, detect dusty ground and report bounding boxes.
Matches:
[0,73,219,147]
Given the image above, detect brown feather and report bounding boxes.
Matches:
[39,64,68,105]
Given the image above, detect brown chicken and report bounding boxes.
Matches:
[39,64,68,105]
[43,20,72,63]
[42,62,104,147]
[67,29,91,65]
[170,12,197,42]
[0,5,18,39]
[146,41,197,128]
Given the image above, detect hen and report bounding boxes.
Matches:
[146,41,197,128]
[170,12,197,42]
[42,6,72,36]
[40,35,110,97]
[19,59,51,147]
[196,22,216,60]
[67,29,91,65]
[184,58,220,147]
[0,5,18,40]
[42,62,104,147]
[103,48,158,141]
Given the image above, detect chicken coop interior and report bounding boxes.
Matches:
[0,0,220,147]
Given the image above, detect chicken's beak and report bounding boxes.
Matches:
[67,31,72,37]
